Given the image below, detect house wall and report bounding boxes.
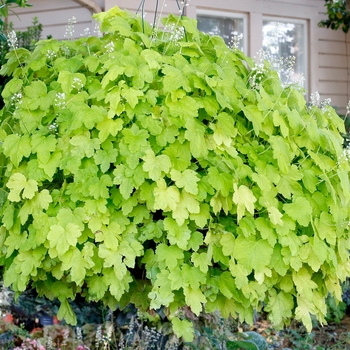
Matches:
[7,0,96,40]
[6,0,350,114]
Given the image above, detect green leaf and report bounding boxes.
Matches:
[233,184,257,222]
[229,262,249,289]
[190,203,210,228]
[31,134,57,164]
[295,295,313,332]
[170,169,199,195]
[183,286,206,315]
[14,247,45,280]
[61,246,94,286]
[153,179,180,211]
[219,271,241,301]
[191,252,210,273]
[309,150,336,172]
[156,243,184,269]
[269,244,289,276]
[337,168,350,205]
[163,217,191,249]
[84,55,100,72]
[68,103,105,130]
[58,71,86,94]
[211,112,238,147]
[232,236,273,273]
[149,270,174,309]
[269,136,294,174]
[292,267,318,297]
[265,289,294,328]
[267,207,284,226]
[96,117,123,143]
[186,231,203,251]
[162,65,191,93]
[272,110,289,138]
[121,87,143,109]
[2,134,31,168]
[242,104,263,135]
[171,317,194,342]
[166,96,200,121]
[101,65,125,88]
[95,222,121,250]
[207,167,232,197]
[184,118,208,158]
[98,247,126,280]
[69,134,101,158]
[314,212,337,246]
[54,56,83,73]
[57,299,77,325]
[6,173,38,202]
[122,123,149,153]
[226,340,258,350]
[94,142,119,173]
[172,190,200,226]
[104,15,133,36]
[1,78,23,99]
[47,223,82,258]
[142,149,171,181]
[283,196,312,227]
[255,217,277,246]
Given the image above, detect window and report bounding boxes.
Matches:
[262,18,307,88]
[197,10,247,53]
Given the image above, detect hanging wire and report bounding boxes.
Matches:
[175,0,181,14]
[152,0,159,30]
[136,0,146,33]
[174,0,186,17]
[175,0,188,41]
[136,0,188,39]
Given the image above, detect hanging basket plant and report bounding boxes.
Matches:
[0,5,349,341]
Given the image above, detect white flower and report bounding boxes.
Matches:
[55,92,66,108]
[65,16,77,39]
[104,41,115,53]
[46,50,57,60]
[310,92,321,108]
[7,30,18,49]
[72,77,84,90]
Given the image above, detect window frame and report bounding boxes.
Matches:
[196,9,248,54]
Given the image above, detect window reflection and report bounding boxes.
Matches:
[197,15,245,52]
[262,20,307,88]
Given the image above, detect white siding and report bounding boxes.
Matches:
[316,5,350,115]
[8,0,96,40]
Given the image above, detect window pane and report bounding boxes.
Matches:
[197,15,245,52]
[262,20,307,87]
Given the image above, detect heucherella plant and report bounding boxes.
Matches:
[0,5,349,342]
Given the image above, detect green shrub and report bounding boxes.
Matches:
[0,6,349,341]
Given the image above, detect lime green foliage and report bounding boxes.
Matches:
[0,6,349,341]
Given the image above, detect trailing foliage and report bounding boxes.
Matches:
[0,6,349,341]
[319,0,350,33]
